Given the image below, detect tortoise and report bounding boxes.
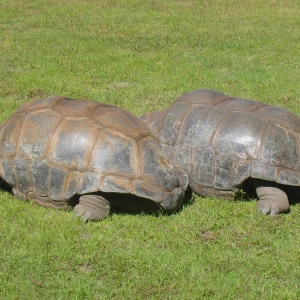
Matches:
[139,88,300,216]
[0,96,188,222]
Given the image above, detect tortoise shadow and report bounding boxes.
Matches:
[0,178,194,219]
[0,180,13,195]
[102,190,194,217]
[2,177,298,218]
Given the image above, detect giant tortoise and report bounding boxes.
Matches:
[0,96,188,222]
[139,88,300,216]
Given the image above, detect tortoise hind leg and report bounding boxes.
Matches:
[74,194,111,223]
[253,180,290,216]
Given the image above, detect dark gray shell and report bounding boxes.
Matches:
[0,96,188,212]
[139,89,300,197]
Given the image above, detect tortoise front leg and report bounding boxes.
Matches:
[74,194,111,223]
[253,180,290,216]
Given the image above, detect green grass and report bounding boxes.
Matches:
[1,0,300,298]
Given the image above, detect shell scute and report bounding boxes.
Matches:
[14,156,31,194]
[18,109,62,160]
[216,98,263,111]
[17,96,61,113]
[64,170,79,199]
[49,166,69,200]
[278,169,300,186]
[192,146,215,186]
[91,129,135,175]
[259,122,300,168]
[30,159,50,196]
[100,175,133,193]
[48,117,98,169]
[179,104,227,148]
[78,171,101,194]
[157,101,190,145]
[0,113,26,157]
[254,105,300,131]
[213,112,266,160]
[0,157,15,186]
[53,98,108,116]
[177,89,230,105]
[133,179,165,203]
[89,106,149,139]
[139,137,179,192]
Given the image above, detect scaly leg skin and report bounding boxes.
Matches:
[74,194,111,223]
[254,182,290,216]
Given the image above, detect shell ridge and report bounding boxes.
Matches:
[257,121,273,163]
[87,127,103,172]
[9,112,29,197]
[61,169,70,198]
[162,102,193,152]
[45,113,65,160]
[86,103,115,118]
[176,103,193,142]
[210,110,231,147]
[92,124,139,141]
[249,103,269,112]
[212,96,238,106]
[27,156,33,192]
[13,113,29,157]
[133,139,140,179]
[133,177,170,193]
[46,157,51,196]
[250,110,300,134]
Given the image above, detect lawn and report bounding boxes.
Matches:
[1,0,300,299]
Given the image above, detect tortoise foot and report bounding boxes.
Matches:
[255,185,290,216]
[74,195,111,223]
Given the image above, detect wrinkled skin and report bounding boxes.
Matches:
[139,89,300,215]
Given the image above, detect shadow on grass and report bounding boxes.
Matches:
[0,179,194,218]
[2,177,299,218]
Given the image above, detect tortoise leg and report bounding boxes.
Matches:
[254,181,290,216]
[74,194,111,223]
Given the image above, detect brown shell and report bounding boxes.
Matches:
[0,96,187,212]
[139,89,300,197]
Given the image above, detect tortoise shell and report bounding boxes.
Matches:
[139,89,300,198]
[0,96,187,213]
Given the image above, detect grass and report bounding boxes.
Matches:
[1,0,300,298]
